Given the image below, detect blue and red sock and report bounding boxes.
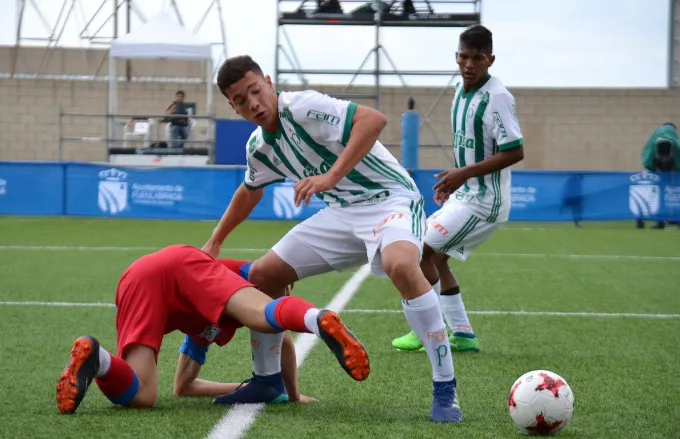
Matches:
[217,259,252,281]
[264,296,316,333]
[95,356,139,406]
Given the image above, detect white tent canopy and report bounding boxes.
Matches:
[108,13,214,146]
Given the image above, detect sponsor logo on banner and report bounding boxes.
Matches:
[629,172,660,217]
[664,185,680,209]
[98,169,128,215]
[0,178,6,196]
[273,180,304,219]
[511,185,537,208]
[98,168,184,216]
[272,179,325,220]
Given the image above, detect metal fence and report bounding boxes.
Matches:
[57,110,216,163]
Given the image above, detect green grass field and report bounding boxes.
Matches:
[0,217,679,439]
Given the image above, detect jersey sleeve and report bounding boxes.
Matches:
[287,90,357,145]
[244,133,286,190]
[487,92,523,151]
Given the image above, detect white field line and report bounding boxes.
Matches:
[205,264,372,439]
[0,301,678,319]
[342,309,680,319]
[0,245,677,261]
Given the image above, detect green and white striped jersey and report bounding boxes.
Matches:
[449,75,523,222]
[244,90,418,207]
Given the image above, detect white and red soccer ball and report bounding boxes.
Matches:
[508,370,574,436]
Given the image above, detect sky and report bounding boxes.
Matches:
[0,0,673,88]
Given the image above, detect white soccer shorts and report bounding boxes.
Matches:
[424,200,501,261]
[272,194,426,279]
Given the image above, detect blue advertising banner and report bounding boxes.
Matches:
[64,163,240,220]
[0,161,678,223]
[214,119,256,166]
[0,162,64,215]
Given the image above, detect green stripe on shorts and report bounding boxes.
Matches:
[440,216,480,253]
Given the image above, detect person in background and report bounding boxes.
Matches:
[166,90,191,148]
[638,122,680,229]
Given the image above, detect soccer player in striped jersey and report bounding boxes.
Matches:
[203,55,462,423]
[391,25,524,354]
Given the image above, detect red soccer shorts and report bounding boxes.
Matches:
[114,245,254,359]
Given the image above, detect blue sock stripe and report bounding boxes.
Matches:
[452,331,476,339]
[264,298,285,331]
[107,372,140,406]
[238,262,252,281]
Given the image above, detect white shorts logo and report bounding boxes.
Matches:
[98,168,128,215]
[273,180,303,219]
[629,172,661,217]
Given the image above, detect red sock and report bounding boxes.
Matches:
[266,296,316,333]
[95,356,140,406]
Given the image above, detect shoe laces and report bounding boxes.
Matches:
[233,373,257,392]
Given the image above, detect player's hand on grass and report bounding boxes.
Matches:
[433,168,470,197]
[294,174,337,207]
[201,240,222,258]
[290,394,320,404]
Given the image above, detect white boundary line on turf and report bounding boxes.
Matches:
[0,245,678,261]
[1,301,678,319]
[342,309,680,319]
[205,264,373,439]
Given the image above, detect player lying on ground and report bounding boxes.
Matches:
[391,25,524,354]
[56,245,369,414]
[202,55,462,423]
[173,258,315,405]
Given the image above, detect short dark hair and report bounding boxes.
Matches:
[663,122,677,129]
[217,55,264,97]
[175,90,185,97]
[459,25,493,54]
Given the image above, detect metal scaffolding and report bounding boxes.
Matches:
[275,0,482,153]
[10,0,228,79]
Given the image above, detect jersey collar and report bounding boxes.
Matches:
[463,75,491,99]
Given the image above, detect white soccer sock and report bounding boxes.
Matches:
[440,291,473,334]
[96,346,112,378]
[402,290,455,382]
[250,331,284,376]
[432,279,442,295]
[303,308,320,337]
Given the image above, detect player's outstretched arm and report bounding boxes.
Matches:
[294,104,387,206]
[173,336,241,398]
[281,331,319,403]
[327,104,387,181]
[433,146,524,196]
[203,183,264,258]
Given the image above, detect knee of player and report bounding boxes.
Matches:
[382,255,418,282]
[131,390,157,408]
[248,264,286,294]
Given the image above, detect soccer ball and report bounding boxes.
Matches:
[508,370,574,436]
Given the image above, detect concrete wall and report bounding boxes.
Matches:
[1,47,679,170]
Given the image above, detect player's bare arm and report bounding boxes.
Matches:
[280,332,319,403]
[433,146,524,195]
[293,105,388,207]
[203,184,264,257]
[173,352,241,398]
